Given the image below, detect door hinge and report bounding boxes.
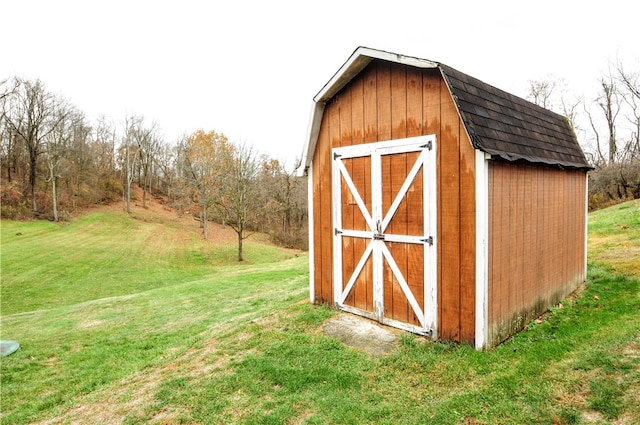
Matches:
[334,228,343,236]
[421,236,434,245]
[333,152,342,160]
[421,140,433,150]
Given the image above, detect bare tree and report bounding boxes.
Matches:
[596,75,622,164]
[0,113,19,182]
[560,94,583,135]
[256,157,307,247]
[90,116,119,203]
[213,141,261,261]
[0,79,18,176]
[119,115,160,212]
[42,102,73,221]
[527,78,557,109]
[66,113,93,206]
[122,115,142,213]
[1,78,63,212]
[94,116,117,172]
[155,140,177,201]
[616,62,640,162]
[585,105,607,167]
[135,121,161,208]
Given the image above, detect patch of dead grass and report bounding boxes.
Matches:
[76,319,105,329]
[547,333,640,425]
[588,200,640,279]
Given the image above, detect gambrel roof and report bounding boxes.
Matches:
[300,46,591,173]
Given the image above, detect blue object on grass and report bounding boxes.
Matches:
[0,340,20,356]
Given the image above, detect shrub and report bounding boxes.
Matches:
[0,182,30,219]
[588,161,640,210]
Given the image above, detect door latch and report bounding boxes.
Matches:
[421,236,434,246]
[373,220,385,240]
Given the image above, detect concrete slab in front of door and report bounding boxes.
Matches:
[322,313,401,357]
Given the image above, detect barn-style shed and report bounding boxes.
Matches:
[299,46,591,349]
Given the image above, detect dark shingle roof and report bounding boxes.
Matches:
[439,64,591,169]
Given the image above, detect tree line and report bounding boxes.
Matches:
[2,61,639,252]
[0,77,308,258]
[526,61,640,209]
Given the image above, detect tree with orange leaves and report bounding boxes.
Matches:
[179,129,232,240]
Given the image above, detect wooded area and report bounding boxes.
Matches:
[0,77,308,255]
[526,62,640,209]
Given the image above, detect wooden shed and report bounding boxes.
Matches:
[299,46,591,349]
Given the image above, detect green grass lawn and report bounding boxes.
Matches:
[1,201,639,424]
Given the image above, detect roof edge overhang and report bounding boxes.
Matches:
[480,149,595,170]
[298,46,439,176]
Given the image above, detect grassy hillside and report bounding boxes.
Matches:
[1,206,297,315]
[1,201,639,424]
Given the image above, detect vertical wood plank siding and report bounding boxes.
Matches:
[487,162,587,345]
[314,115,331,304]
[351,77,367,313]
[311,61,477,343]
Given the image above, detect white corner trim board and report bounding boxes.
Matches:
[475,150,490,350]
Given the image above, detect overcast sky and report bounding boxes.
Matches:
[2,0,637,167]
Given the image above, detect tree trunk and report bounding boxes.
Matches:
[237,230,244,262]
[124,142,131,213]
[142,164,150,208]
[125,178,131,213]
[30,151,37,212]
[50,166,59,222]
[6,155,11,182]
[609,132,617,164]
[52,178,59,221]
[202,207,208,240]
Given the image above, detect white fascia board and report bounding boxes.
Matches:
[314,46,439,103]
[313,53,373,103]
[297,101,324,177]
[301,46,439,172]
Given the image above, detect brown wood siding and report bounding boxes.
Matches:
[437,75,477,343]
[313,114,332,304]
[458,104,477,343]
[438,78,462,341]
[311,61,477,344]
[487,162,587,346]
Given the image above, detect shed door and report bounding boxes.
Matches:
[332,135,437,336]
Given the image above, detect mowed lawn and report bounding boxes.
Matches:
[1,200,639,424]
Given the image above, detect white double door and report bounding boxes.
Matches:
[332,135,437,336]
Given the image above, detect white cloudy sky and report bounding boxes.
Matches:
[2,0,637,166]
